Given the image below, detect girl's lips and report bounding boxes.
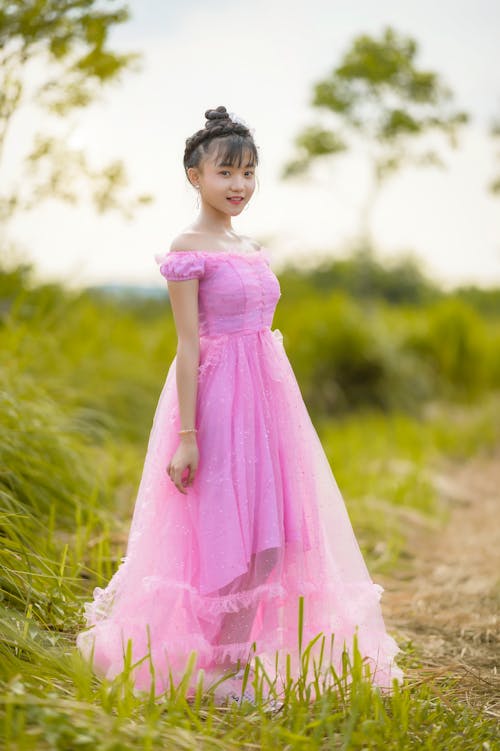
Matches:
[227,197,243,202]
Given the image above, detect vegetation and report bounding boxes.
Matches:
[1,4,497,744]
[0,0,152,224]
[281,26,469,244]
[1,250,499,747]
[274,248,500,417]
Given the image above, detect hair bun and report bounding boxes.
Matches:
[204,106,230,126]
[183,106,258,176]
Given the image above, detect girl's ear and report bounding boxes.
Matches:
[186,167,199,188]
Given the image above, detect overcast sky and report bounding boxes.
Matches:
[4,0,500,289]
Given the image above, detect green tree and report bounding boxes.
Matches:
[281,26,469,246]
[0,0,153,223]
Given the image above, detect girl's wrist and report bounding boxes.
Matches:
[178,428,198,442]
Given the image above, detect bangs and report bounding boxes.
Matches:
[210,135,258,169]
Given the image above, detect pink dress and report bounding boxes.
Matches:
[76,247,404,697]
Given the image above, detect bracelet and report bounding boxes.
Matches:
[178,428,198,434]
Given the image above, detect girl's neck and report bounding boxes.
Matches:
[189,225,239,240]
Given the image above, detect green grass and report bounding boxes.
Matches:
[1,628,498,750]
[316,394,500,573]
[2,267,500,748]
[2,370,499,747]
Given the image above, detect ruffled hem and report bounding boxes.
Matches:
[154,250,206,281]
[80,566,386,626]
[76,616,403,698]
[77,567,403,698]
[82,577,323,624]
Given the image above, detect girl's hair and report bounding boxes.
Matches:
[183,106,259,184]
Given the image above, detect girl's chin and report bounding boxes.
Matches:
[202,199,248,214]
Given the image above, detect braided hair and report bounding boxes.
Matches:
[184,106,258,185]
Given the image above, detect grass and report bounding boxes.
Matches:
[2,373,499,747]
[1,631,499,749]
[316,393,500,574]
[1,272,500,747]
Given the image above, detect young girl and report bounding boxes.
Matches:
[76,105,404,706]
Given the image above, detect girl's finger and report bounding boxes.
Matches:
[171,468,187,494]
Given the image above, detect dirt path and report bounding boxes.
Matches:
[379,448,500,719]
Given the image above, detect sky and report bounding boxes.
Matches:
[3,0,500,290]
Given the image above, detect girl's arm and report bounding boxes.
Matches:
[166,277,200,494]
[167,277,200,431]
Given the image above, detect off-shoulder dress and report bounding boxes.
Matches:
[76,247,404,698]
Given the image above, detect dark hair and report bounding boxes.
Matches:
[183,106,259,184]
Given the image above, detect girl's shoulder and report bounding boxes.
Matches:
[168,230,206,254]
[154,233,208,281]
[168,230,262,255]
[241,235,263,253]
[154,232,268,281]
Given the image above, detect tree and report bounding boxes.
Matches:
[0,0,153,224]
[281,26,469,247]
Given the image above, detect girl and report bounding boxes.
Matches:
[76,105,404,707]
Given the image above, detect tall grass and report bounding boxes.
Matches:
[1,259,499,747]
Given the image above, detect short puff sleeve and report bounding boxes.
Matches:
[154,251,205,281]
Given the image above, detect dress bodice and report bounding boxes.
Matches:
[154,249,282,338]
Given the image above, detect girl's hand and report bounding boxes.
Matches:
[166,435,199,494]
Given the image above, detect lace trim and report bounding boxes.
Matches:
[80,563,385,630]
[81,575,320,625]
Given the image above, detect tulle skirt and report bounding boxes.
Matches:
[76,327,404,698]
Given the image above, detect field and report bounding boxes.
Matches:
[1,257,499,749]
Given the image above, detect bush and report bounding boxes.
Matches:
[403,298,495,398]
[275,292,434,416]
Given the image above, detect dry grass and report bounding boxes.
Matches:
[380,447,500,720]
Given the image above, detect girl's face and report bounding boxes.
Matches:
[190,148,256,215]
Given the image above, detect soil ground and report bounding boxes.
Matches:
[379,447,500,720]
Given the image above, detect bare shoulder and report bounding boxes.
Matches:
[169,231,204,253]
[242,235,263,252]
[169,230,262,254]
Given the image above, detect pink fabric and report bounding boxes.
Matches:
[76,248,404,698]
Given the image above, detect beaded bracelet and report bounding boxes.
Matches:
[178,428,198,435]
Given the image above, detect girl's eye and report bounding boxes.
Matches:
[220,171,254,176]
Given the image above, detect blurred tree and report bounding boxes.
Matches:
[487,104,500,196]
[0,0,153,223]
[281,26,469,246]
[278,246,441,305]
